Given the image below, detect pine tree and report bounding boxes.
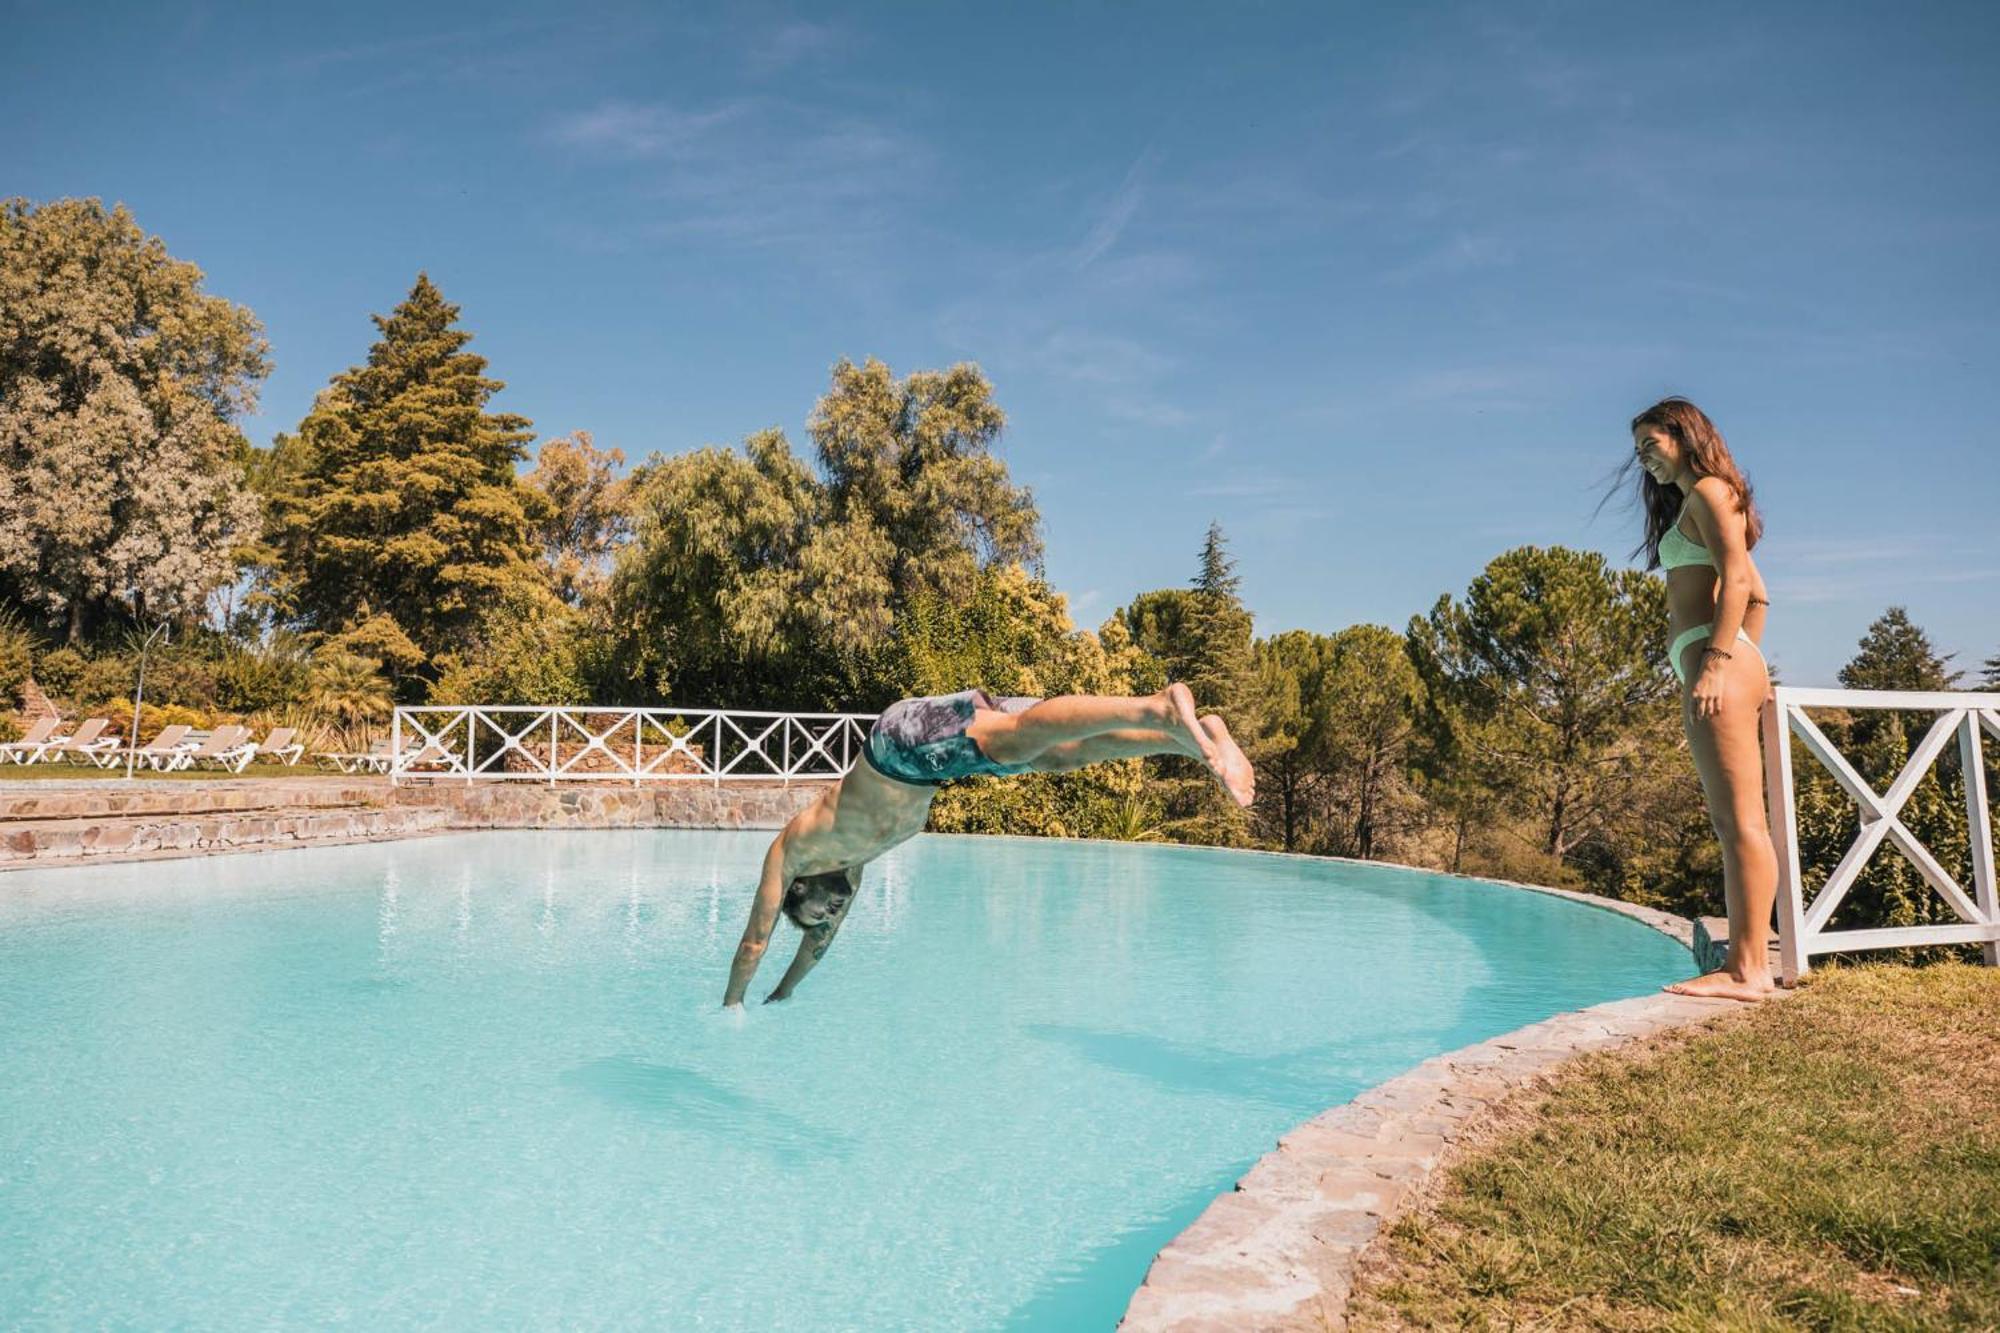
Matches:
[1837,607,1960,691]
[1184,522,1255,715]
[270,275,549,673]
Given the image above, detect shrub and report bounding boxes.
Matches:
[34,646,87,699]
[216,643,312,713]
[97,699,211,743]
[0,611,35,703]
[76,653,138,706]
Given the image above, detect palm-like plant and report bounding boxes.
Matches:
[309,652,392,751]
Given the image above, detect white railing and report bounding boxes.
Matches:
[1764,686,2000,983]
[390,706,877,786]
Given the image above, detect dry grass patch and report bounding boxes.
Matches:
[1349,964,2000,1331]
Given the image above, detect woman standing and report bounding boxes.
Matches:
[1631,398,1778,1000]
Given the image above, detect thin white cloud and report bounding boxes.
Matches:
[546,102,749,158]
[1074,150,1159,269]
[537,98,931,254]
[749,20,846,75]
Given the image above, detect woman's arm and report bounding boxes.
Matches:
[1687,475,1755,717]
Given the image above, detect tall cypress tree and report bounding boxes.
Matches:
[271,275,548,673]
[1185,521,1255,715]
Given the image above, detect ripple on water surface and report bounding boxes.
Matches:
[0,830,1688,1329]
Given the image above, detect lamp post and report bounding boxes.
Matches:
[124,620,171,781]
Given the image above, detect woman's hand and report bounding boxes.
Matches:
[1692,659,1728,719]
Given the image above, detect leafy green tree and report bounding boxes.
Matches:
[0,198,267,641]
[1251,630,1330,852]
[810,358,1040,608]
[611,361,1044,711]
[611,429,867,708]
[266,275,549,677]
[525,430,630,607]
[1319,625,1423,859]
[1118,588,1198,686]
[1407,546,1675,866]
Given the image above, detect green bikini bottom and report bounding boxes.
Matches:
[1670,625,1765,685]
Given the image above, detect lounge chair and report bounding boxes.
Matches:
[0,718,63,764]
[394,744,454,774]
[314,738,390,773]
[105,724,196,772]
[249,727,305,767]
[175,726,252,772]
[42,718,119,766]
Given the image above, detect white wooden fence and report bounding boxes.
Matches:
[1765,686,2000,982]
[390,707,877,786]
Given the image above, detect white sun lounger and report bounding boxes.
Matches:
[0,718,62,764]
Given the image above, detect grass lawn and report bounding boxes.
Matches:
[0,763,343,781]
[1349,964,2000,1331]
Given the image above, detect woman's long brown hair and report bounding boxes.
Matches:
[1626,397,1762,570]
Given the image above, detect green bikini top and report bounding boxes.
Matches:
[1658,501,1715,571]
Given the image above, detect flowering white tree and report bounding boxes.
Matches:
[0,198,267,641]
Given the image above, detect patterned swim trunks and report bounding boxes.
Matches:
[863,688,1042,786]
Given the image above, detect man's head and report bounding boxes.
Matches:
[782,868,857,930]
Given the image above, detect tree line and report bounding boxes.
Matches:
[4,196,1995,937]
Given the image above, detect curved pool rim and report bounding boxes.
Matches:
[1088,837,1699,1329]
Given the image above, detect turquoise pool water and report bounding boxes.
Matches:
[0,831,1688,1329]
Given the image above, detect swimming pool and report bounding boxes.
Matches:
[0,831,1688,1329]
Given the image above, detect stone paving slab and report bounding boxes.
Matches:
[1120,984,1771,1331]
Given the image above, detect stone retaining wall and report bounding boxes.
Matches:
[0,778,832,870]
[389,780,828,830]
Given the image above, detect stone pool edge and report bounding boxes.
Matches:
[1105,846,1740,1331]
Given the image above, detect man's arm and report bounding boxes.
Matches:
[723,834,789,1008]
[764,889,854,1004]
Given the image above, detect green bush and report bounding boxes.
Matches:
[97,699,211,743]
[216,644,312,713]
[33,646,87,699]
[76,653,137,706]
[0,611,35,703]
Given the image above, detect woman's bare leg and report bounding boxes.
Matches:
[1666,650,1778,1001]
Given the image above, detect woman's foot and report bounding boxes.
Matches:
[1200,714,1256,808]
[1663,968,1775,1002]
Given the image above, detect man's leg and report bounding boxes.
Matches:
[970,684,1211,766]
[983,702,1255,807]
[1025,727,1202,773]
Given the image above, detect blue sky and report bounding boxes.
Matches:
[6,0,1996,684]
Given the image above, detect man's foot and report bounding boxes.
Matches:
[1200,714,1256,808]
[1663,969,1775,1002]
[1161,683,1219,766]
